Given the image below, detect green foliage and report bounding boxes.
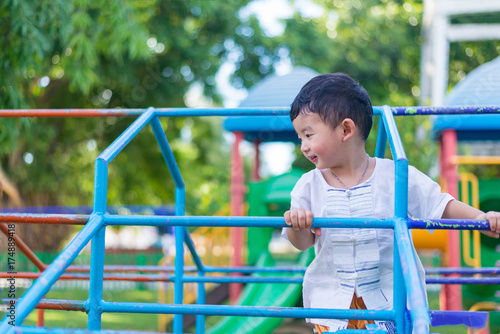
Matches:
[283,0,499,174]
[0,0,279,250]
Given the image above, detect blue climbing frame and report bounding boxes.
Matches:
[0,106,497,334]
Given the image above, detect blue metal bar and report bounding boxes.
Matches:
[203,265,307,274]
[196,272,206,334]
[184,228,205,272]
[394,219,430,333]
[103,215,394,228]
[99,108,155,163]
[173,228,185,333]
[425,267,500,275]
[150,115,185,189]
[0,214,104,332]
[381,105,407,162]
[87,226,106,330]
[93,158,108,214]
[409,218,491,230]
[149,113,187,333]
[393,233,407,334]
[375,116,387,158]
[100,301,396,321]
[180,276,303,284]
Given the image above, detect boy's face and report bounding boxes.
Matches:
[292,111,344,169]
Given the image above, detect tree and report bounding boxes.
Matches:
[0,0,278,250]
[279,0,500,174]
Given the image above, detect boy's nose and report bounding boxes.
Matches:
[301,142,308,153]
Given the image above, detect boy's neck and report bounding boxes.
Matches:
[326,145,373,189]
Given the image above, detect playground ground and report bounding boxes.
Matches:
[0,287,470,333]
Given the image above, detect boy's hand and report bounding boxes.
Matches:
[284,208,321,237]
[477,211,500,238]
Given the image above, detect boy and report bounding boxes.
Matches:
[283,73,500,333]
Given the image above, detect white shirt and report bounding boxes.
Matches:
[282,158,454,330]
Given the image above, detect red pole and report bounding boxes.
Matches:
[252,140,261,181]
[230,132,245,303]
[440,129,462,311]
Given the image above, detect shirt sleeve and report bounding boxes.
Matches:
[281,173,313,240]
[408,165,455,219]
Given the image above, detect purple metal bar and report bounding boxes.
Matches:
[386,105,500,115]
[409,218,490,230]
[7,270,498,285]
[13,328,168,334]
[0,272,303,283]
[429,310,488,328]
[425,267,500,275]
[426,277,500,284]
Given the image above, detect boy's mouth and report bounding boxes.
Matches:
[308,156,317,164]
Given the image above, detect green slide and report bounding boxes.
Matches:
[207,249,312,334]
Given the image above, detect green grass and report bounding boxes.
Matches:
[1,288,160,331]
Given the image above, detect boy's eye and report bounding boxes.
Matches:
[305,134,312,138]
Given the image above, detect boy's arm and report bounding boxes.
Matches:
[442,199,500,238]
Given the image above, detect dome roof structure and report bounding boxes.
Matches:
[433,56,500,141]
[224,67,319,142]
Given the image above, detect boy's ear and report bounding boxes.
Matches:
[341,118,356,141]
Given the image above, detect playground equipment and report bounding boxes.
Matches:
[0,106,498,334]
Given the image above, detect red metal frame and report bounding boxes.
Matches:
[439,129,462,311]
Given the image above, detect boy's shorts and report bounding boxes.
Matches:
[313,294,396,333]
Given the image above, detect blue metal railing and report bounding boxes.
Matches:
[1,106,497,334]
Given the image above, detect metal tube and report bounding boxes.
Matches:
[381,105,407,162]
[426,277,500,285]
[394,219,430,333]
[184,229,205,271]
[2,298,87,312]
[10,328,164,334]
[0,109,144,117]
[0,214,104,331]
[173,224,184,333]
[98,108,155,163]
[393,232,408,333]
[425,267,500,275]
[0,223,46,271]
[409,218,490,230]
[150,116,185,189]
[0,213,88,224]
[87,227,106,330]
[103,215,395,228]
[375,105,500,115]
[100,301,396,321]
[374,117,387,158]
[3,271,497,284]
[2,106,500,119]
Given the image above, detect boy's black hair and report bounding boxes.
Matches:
[290,73,373,141]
